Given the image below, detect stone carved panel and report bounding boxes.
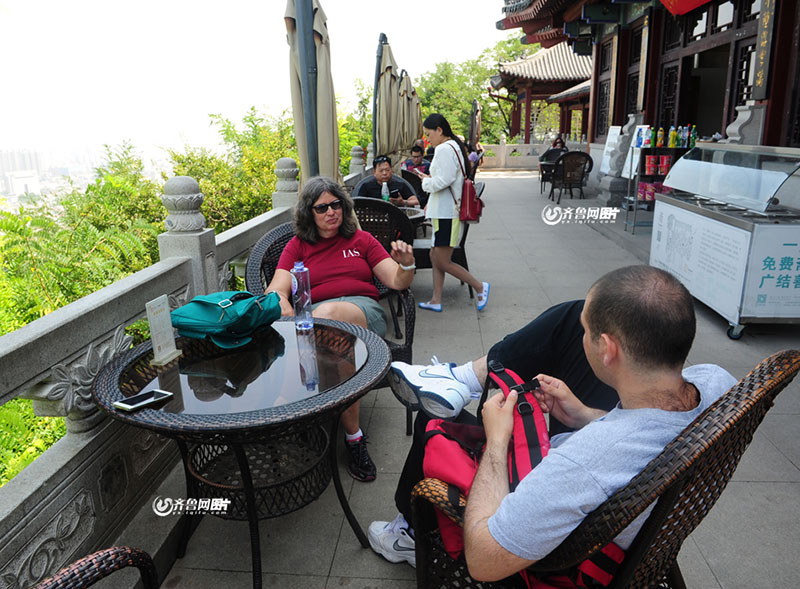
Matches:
[130,430,170,476]
[98,454,128,512]
[1,489,94,588]
[217,261,233,292]
[169,286,191,310]
[24,326,133,432]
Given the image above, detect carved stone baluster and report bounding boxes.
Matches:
[349,145,365,175]
[271,157,300,209]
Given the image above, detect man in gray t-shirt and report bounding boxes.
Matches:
[463,266,736,583]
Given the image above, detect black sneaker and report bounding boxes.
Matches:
[346,435,376,482]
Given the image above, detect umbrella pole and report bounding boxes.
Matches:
[297,0,319,177]
[372,33,387,156]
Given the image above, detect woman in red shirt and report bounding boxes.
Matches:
[266,176,415,482]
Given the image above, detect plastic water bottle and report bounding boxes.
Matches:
[381,181,390,201]
[296,329,319,391]
[291,261,313,331]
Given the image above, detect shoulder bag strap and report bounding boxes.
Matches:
[446,142,466,206]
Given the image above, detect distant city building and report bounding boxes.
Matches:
[3,170,41,197]
[0,150,44,177]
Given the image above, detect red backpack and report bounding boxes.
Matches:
[421,361,624,588]
[446,143,484,223]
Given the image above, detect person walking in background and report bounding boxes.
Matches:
[412,113,489,313]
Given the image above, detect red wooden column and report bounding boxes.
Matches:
[524,85,533,143]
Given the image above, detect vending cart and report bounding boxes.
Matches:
[649,143,800,339]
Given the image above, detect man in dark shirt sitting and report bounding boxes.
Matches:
[357,155,419,207]
[401,145,431,175]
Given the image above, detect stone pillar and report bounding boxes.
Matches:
[271,157,300,209]
[349,145,365,175]
[597,113,643,207]
[721,104,767,145]
[157,176,217,297]
[366,142,375,169]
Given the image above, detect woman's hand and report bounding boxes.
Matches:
[390,240,414,267]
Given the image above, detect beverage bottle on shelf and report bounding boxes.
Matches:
[668,126,676,147]
[682,126,689,147]
[690,125,697,149]
[635,128,643,148]
[381,182,390,201]
[291,261,313,331]
[651,127,657,147]
[656,127,664,147]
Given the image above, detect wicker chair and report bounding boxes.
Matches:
[401,169,429,208]
[411,349,800,589]
[549,151,593,204]
[244,221,415,390]
[538,147,567,194]
[33,546,158,588]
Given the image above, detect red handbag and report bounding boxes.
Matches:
[446,144,484,223]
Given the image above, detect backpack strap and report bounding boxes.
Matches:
[482,361,551,489]
[575,542,626,587]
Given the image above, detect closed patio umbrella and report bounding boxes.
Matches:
[285,0,340,183]
[373,35,404,169]
[398,71,422,154]
[468,99,482,147]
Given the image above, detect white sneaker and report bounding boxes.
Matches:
[388,357,471,419]
[368,513,416,567]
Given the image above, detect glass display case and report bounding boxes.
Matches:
[663,143,800,214]
[650,143,800,339]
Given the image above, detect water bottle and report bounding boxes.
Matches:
[291,261,313,331]
[296,329,319,391]
[381,181,390,202]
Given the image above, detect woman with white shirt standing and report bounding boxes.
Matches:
[412,113,489,312]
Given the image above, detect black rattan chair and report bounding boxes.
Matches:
[411,349,800,589]
[33,546,158,589]
[352,197,417,341]
[401,169,428,208]
[538,147,567,194]
[549,151,593,204]
[244,221,415,390]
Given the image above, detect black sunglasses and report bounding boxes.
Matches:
[312,199,343,214]
[374,156,391,165]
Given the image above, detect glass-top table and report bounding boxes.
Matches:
[92,318,390,589]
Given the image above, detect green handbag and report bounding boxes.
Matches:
[170,291,281,349]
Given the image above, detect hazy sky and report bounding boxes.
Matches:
[0,0,511,158]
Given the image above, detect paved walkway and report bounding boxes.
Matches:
[162,171,799,588]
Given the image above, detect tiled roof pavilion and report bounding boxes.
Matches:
[497,42,592,85]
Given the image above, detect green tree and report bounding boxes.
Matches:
[169,107,297,231]
[416,33,560,144]
[337,79,373,175]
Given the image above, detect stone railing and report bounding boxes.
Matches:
[479,138,585,170]
[0,168,296,587]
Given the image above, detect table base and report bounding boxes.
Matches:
[186,427,330,520]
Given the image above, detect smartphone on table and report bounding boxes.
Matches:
[113,389,173,412]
